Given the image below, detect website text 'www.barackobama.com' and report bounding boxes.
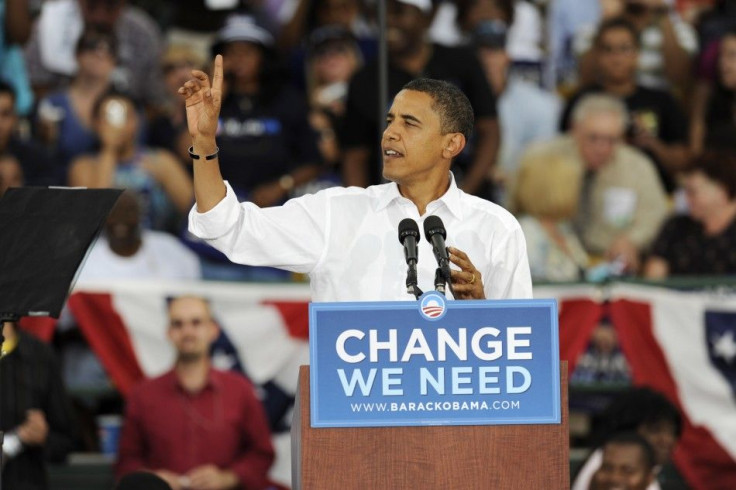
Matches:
[350,400,522,413]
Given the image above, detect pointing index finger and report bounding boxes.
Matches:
[212,54,224,93]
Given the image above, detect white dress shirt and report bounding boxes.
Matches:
[188,175,532,302]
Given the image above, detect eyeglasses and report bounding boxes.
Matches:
[583,133,622,146]
[170,318,208,328]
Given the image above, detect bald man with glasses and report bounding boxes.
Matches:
[116,296,274,490]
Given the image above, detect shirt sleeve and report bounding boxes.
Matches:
[115,388,147,478]
[571,448,602,490]
[228,381,276,490]
[489,223,533,299]
[188,181,328,274]
[40,344,78,463]
[648,216,677,262]
[626,154,670,250]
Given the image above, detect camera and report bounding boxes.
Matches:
[104,99,127,127]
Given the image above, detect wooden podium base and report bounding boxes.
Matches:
[292,363,569,489]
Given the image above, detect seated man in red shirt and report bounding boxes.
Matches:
[115,296,275,490]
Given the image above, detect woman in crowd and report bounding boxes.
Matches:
[67,90,192,233]
[690,29,736,153]
[35,27,119,183]
[210,15,322,207]
[304,24,362,182]
[645,151,736,278]
[511,153,588,282]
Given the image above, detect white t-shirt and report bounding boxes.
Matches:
[77,231,202,282]
[189,175,532,302]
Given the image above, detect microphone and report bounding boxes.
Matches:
[399,218,419,266]
[423,215,453,295]
[398,218,422,299]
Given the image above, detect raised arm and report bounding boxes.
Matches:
[178,55,226,213]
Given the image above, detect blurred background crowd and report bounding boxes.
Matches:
[3,0,736,488]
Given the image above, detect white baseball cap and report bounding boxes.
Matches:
[395,0,433,14]
[211,15,274,55]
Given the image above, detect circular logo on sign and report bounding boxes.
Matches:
[419,291,447,321]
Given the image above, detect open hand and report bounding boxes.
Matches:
[178,55,224,142]
[186,464,238,490]
[17,409,48,446]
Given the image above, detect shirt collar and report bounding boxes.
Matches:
[375,172,464,220]
[168,365,220,393]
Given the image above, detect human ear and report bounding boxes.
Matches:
[442,133,466,160]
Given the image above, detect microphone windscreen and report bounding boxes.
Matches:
[423,215,446,242]
[398,218,420,244]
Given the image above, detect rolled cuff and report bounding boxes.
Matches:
[187,181,243,240]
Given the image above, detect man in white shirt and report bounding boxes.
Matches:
[77,191,201,282]
[181,56,532,301]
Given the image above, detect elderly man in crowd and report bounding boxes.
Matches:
[517,94,668,273]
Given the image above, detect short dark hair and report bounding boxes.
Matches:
[684,151,736,199]
[603,431,657,472]
[455,0,514,29]
[594,17,641,49]
[594,387,683,446]
[402,78,474,141]
[75,25,118,58]
[0,80,16,104]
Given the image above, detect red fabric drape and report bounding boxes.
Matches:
[557,298,604,376]
[68,292,145,396]
[610,299,736,490]
[261,301,310,340]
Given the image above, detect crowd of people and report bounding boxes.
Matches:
[2,0,735,488]
[1,0,734,282]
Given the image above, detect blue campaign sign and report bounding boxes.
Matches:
[309,292,560,428]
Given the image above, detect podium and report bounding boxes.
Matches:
[292,365,568,489]
[291,296,569,489]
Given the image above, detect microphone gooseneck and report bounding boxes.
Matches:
[398,218,423,299]
[424,215,454,297]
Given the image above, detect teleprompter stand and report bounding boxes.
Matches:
[292,363,569,489]
[0,186,122,489]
